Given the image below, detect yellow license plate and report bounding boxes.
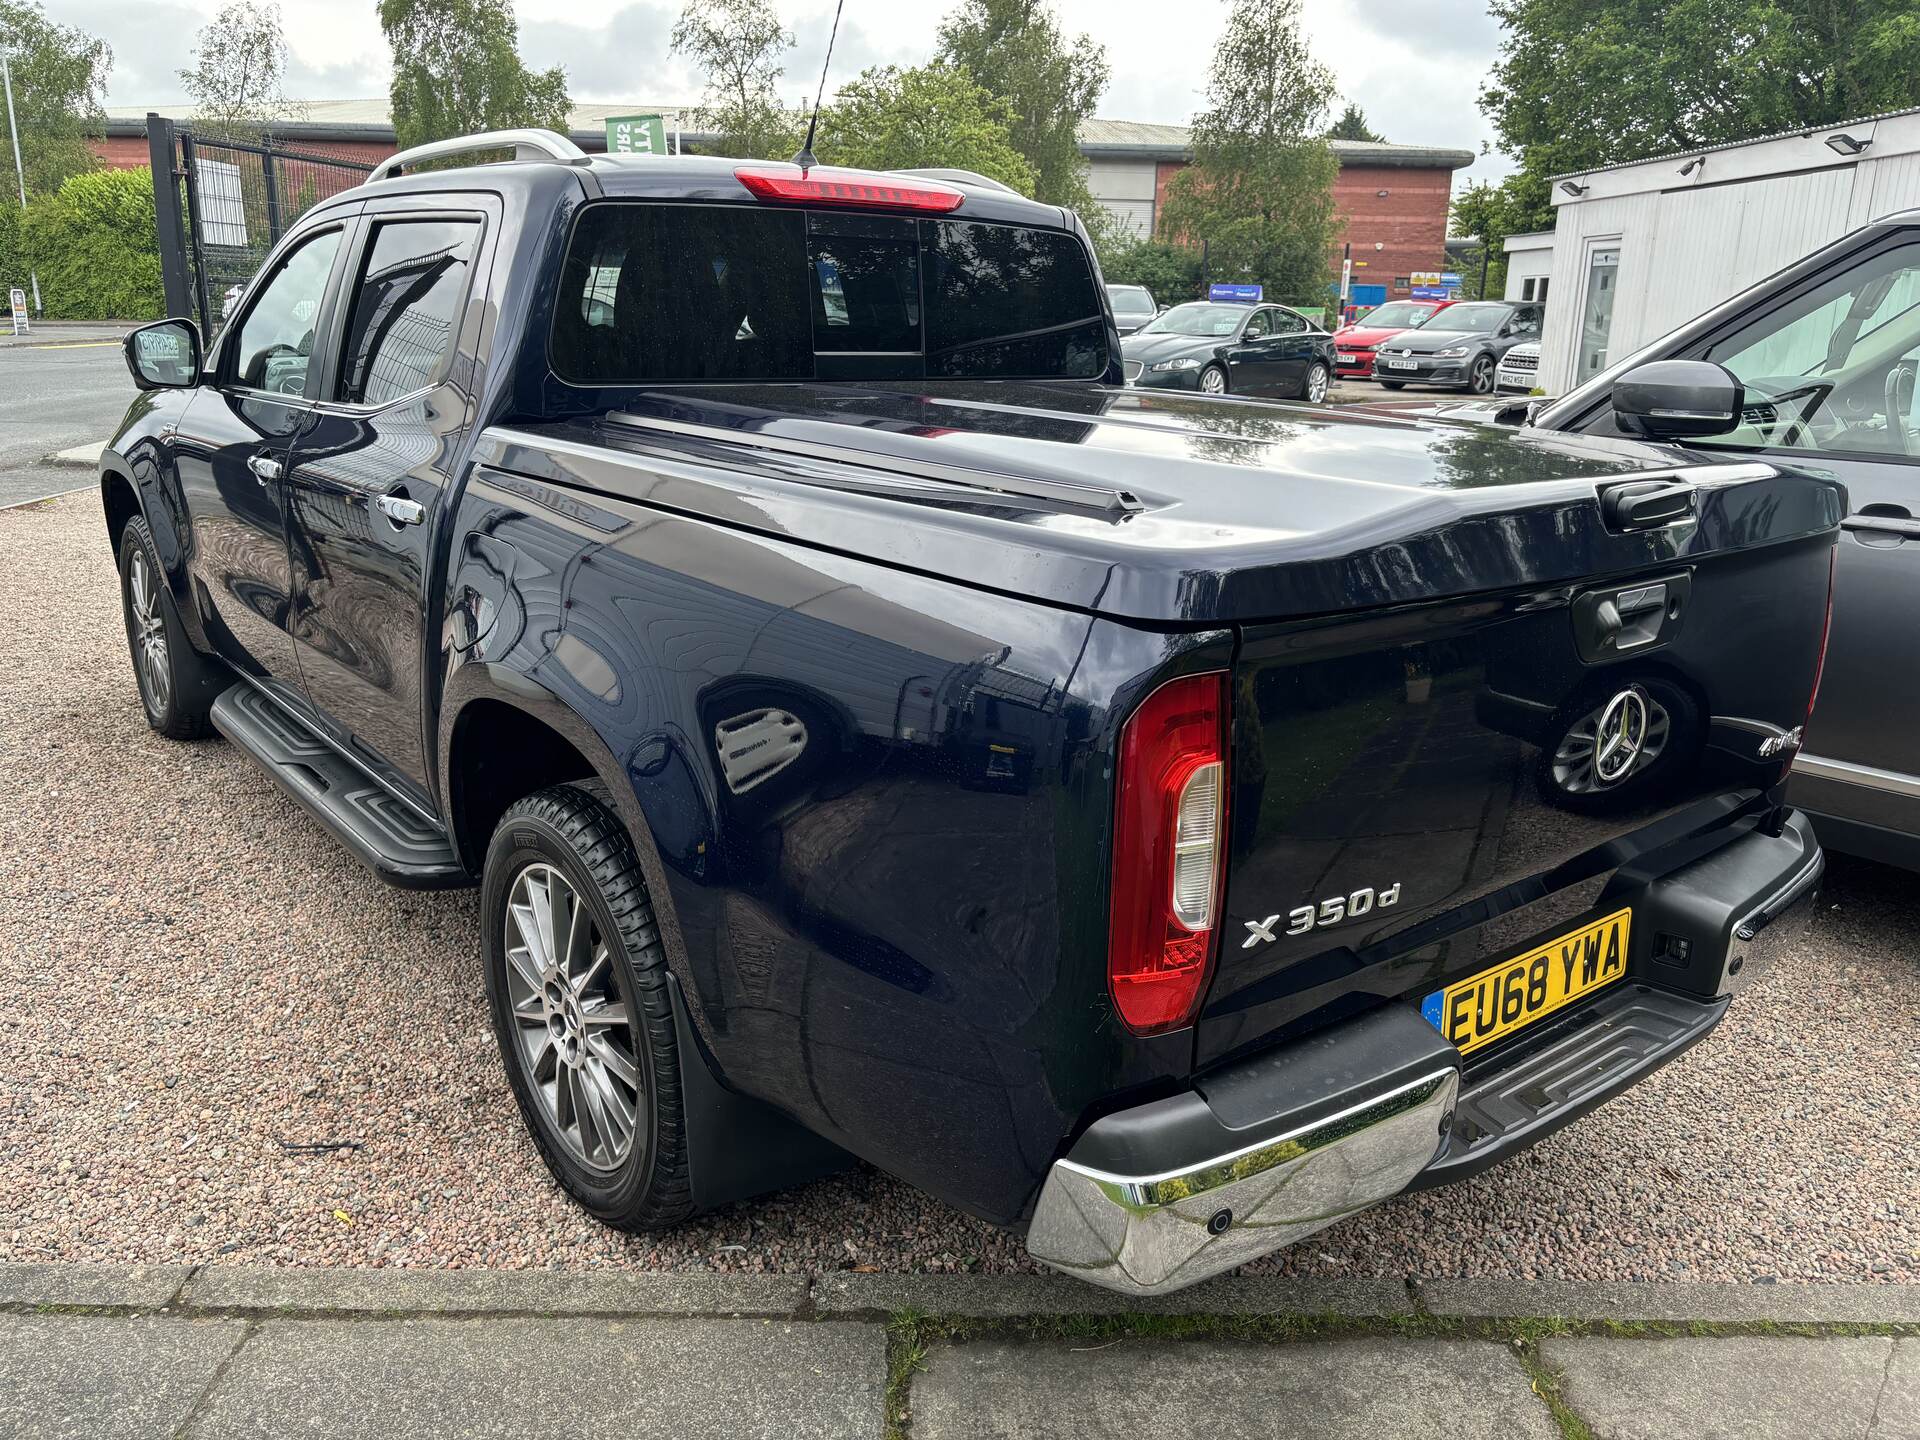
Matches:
[1422,908,1632,1055]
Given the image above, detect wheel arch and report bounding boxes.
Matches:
[100,457,141,556]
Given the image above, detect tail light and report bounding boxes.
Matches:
[733,164,965,213]
[1789,545,1836,772]
[1108,672,1229,1034]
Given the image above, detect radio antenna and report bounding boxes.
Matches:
[791,0,845,172]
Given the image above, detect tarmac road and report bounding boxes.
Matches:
[0,323,135,508]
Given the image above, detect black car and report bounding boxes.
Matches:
[1373,300,1544,394]
[1105,283,1158,335]
[1122,300,1336,401]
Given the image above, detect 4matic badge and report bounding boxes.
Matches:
[1243,883,1402,947]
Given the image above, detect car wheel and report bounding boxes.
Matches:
[1379,380,1406,391]
[1468,355,1496,394]
[483,782,694,1231]
[1199,364,1228,395]
[1301,362,1330,404]
[117,514,221,739]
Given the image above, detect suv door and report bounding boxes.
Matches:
[172,218,354,687]
[283,200,494,801]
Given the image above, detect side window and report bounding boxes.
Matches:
[1511,307,1542,339]
[1271,309,1308,335]
[1243,309,1271,339]
[1698,240,1920,458]
[230,228,341,395]
[337,218,481,405]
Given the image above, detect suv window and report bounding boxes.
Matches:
[551,202,1107,385]
[230,228,340,395]
[336,219,481,405]
[1697,241,1920,458]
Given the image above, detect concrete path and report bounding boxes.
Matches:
[0,1264,1913,1438]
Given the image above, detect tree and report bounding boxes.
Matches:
[1099,239,1204,305]
[1482,0,1920,234]
[378,0,569,152]
[1449,171,1548,298]
[1325,102,1383,143]
[0,1,111,196]
[813,64,1036,194]
[178,1,302,138]
[671,0,798,159]
[934,0,1108,211]
[1157,0,1339,304]
[21,168,163,319]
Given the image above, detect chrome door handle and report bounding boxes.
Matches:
[247,454,282,483]
[374,493,426,526]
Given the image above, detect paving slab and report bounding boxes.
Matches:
[0,1314,248,1440]
[1419,1278,1920,1324]
[816,1270,1413,1318]
[44,441,105,468]
[1544,1335,1904,1440]
[1883,1340,1920,1440]
[179,1264,807,1316]
[0,1262,191,1309]
[183,1316,885,1439]
[912,1337,1558,1439]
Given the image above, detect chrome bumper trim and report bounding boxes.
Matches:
[1793,752,1920,801]
[1027,1067,1458,1296]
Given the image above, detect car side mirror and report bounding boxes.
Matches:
[125,319,202,390]
[1612,359,1744,439]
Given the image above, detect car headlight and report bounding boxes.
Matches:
[1434,346,1469,357]
[1150,356,1203,371]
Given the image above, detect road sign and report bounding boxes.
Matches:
[1208,283,1262,303]
[605,114,668,156]
[8,286,26,336]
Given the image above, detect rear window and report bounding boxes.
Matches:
[550,202,1108,385]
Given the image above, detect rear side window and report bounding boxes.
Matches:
[336,219,481,405]
[550,202,1107,385]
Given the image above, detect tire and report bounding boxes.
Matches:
[482,782,694,1231]
[1535,676,1702,816]
[117,514,222,739]
[1467,354,1497,395]
[1198,364,1229,395]
[1300,362,1330,403]
[1379,380,1406,391]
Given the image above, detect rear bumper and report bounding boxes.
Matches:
[1028,810,1822,1295]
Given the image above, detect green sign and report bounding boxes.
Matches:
[605,114,668,156]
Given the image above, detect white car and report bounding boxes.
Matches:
[1496,340,1542,393]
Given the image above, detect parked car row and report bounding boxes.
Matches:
[1116,297,1337,401]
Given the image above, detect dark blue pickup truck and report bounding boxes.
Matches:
[102,130,1839,1294]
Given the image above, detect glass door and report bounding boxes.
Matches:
[1577,247,1621,383]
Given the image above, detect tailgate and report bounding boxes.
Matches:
[1201,507,1836,1067]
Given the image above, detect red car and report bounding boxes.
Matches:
[1331,299,1458,379]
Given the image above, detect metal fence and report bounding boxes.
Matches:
[147,114,375,336]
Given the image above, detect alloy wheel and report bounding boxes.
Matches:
[1551,687,1671,794]
[1470,356,1495,394]
[127,549,171,715]
[1306,364,1329,403]
[1200,366,1227,394]
[502,862,645,1173]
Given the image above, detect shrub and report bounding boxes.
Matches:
[1099,240,1205,307]
[22,168,165,320]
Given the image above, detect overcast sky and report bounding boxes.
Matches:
[66,0,1515,187]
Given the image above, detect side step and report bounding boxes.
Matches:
[210,684,471,890]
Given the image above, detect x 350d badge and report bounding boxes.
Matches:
[1243,883,1402,946]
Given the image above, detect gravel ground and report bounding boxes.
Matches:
[2,490,1915,1283]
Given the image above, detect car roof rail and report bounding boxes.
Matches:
[368,128,590,183]
[889,167,1019,196]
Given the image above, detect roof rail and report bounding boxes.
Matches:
[889,167,1019,196]
[368,128,589,183]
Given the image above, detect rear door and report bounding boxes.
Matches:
[283,196,496,800]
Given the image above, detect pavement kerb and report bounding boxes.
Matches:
[2,1263,1916,1328]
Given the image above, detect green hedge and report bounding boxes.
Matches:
[11,168,165,321]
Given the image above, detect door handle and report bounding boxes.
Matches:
[1842,505,1920,539]
[374,493,427,527]
[247,454,282,484]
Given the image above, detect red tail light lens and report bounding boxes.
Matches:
[1108,672,1229,1034]
[733,164,965,213]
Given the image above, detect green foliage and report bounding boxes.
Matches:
[377,0,570,151]
[20,168,163,320]
[178,1,303,139]
[1483,0,1920,232]
[1158,0,1339,305]
[671,0,800,159]
[0,199,24,299]
[934,0,1109,211]
[813,64,1037,195]
[1325,102,1383,143]
[1099,239,1204,305]
[0,1,112,196]
[1449,173,1548,299]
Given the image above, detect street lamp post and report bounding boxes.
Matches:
[1,47,42,315]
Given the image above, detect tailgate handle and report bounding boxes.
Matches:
[1601,480,1696,532]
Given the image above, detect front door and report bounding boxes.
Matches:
[285,209,489,800]
[1576,247,1621,384]
[172,224,348,686]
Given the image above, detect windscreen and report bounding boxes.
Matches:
[551,202,1109,385]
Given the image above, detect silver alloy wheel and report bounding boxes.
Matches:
[503,862,643,1173]
[1200,365,1227,394]
[127,548,171,714]
[1470,356,1495,394]
[1305,364,1329,403]
[1551,687,1671,794]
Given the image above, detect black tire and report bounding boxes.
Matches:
[1379,380,1406,391]
[1467,354,1497,395]
[482,781,694,1231]
[1300,361,1330,403]
[117,514,222,739]
[1198,364,1229,395]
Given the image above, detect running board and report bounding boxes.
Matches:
[210,684,470,890]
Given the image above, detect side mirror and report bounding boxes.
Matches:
[1612,359,1744,439]
[124,319,202,390]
